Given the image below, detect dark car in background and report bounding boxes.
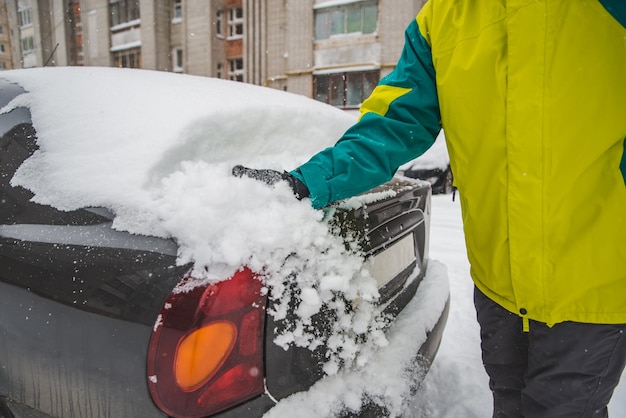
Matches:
[0,68,449,418]
[398,132,455,195]
[401,165,454,195]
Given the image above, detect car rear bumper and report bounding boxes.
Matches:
[214,282,450,418]
[217,263,451,417]
[0,265,449,418]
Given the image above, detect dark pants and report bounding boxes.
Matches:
[474,288,626,418]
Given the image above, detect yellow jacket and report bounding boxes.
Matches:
[294,0,626,326]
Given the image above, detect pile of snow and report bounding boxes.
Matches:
[0,67,450,414]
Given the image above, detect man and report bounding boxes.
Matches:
[234,1,626,416]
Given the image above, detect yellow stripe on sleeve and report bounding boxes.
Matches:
[358,85,412,120]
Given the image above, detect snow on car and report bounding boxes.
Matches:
[0,67,449,418]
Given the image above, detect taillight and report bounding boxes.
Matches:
[147,267,267,418]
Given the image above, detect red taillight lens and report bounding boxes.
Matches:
[147,267,267,418]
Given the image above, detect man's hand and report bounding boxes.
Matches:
[232,165,310,200]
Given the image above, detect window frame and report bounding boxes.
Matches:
[172,47,183,72]
[227,7,243,40]
[314,0,378,40]
[113,47,141,69]
[314,69,380,109]
[216,10,223,37]
[20,36,34,55]
[227,58,244,82]
[18,7,33,28]
[172,0,182,22]
[110,0,141,28]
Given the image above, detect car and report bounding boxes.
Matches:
[0,67,449,418]
[398,131,455,195]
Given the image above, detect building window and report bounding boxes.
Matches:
[172,0,182,22]
[110,0,140,28]
[172,47,183,72]
[314,70,379,109]
[216,10,223,37]
[216,62,223,78]
[0,62,6,69]
[113,48,141,68]
[21,36,34,54]
[227,7,243,39]
[315,0,378,40]
[228,58,243,82]
[0,44,4,53]
[18,7,33,27]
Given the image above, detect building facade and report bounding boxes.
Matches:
[0,1,16,69]
[0,0,83,68]
[303,0,425,108]
[239,0,425,107]
[2,0,426,108]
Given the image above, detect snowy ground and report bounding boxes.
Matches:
[408,194,626,418]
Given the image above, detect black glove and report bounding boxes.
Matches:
[232,165,310,200]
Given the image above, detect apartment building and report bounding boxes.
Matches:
[2,0,426,108]
[0,1,15,69]
[78,1,240,74]
[294,0,425,108]
[1,0,82,68]
[15,0,39,67]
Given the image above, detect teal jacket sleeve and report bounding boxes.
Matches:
[291,18,441,209]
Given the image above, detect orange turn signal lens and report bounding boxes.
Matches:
[174,321,237,391]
